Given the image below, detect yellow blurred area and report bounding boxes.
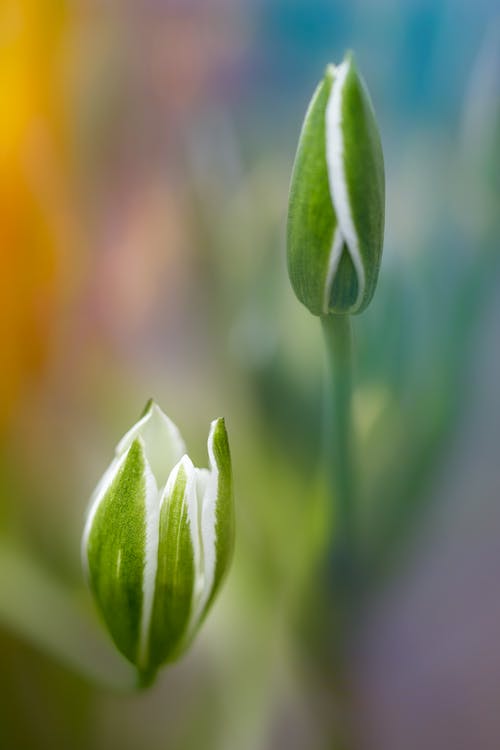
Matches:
[0,0,69,431]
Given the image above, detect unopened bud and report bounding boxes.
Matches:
[82,401,234,678]
[287,52,385,315]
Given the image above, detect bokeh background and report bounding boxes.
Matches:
[1,1,500,748]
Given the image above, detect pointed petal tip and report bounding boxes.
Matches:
[178,453,195,473]
[325,63,336,79]
[210,416,225,431]
[135,399,181,435]
[140,397,155,418]
[325,52,353,80]
[163,453,195,497]
[144,400,170,426]
[207,417,229,452]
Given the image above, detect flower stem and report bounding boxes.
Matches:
[320,314,360,747]
[321,314,358,611]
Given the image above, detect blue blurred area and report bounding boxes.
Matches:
[241,0,499,129]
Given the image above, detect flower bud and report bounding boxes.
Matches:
[82,401,234,676]
[287,52,385,315]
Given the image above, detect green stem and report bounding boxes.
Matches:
[321,314,358,748]
[321,314,358,609]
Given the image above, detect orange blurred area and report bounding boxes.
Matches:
[0,0,69,431]
[0,0,249,434]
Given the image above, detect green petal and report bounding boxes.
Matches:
[287,66,339,316]
[340,55,385,313]
[147,458,195,668]
[200,417,234,618]
[85,439,147,665]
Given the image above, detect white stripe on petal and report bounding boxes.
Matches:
[137,448,161,669]
[188,421,219,635]
[323,225,344,314]
[325,58,365,311]
[193,466,210,595]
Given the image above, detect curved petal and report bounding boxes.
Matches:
[287,67,339,315]
[190,418,234,635]
[85,438,152,666]
[326,53,385,313]
[146,455,197,668]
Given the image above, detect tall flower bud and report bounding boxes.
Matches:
[287,52,385,315]
[82,401,234,679]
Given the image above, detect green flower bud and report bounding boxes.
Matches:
[287,52,385,315]
[82,401,234,677]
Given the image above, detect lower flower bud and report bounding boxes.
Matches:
[82,402,234,675]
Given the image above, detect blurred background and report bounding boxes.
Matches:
[1,0,499,748]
